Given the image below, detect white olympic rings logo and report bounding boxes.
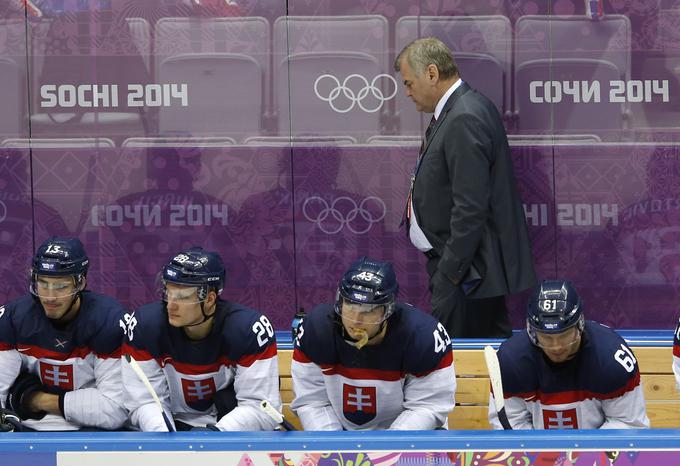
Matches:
[314,73,398,113]
[302,196,386,235]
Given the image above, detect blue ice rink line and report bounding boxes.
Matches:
[1,429,680,452]
[275,329,675,350]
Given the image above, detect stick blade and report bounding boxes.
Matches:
[484,345,512,430]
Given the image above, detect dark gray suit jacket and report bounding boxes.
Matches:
[412,81,536,298]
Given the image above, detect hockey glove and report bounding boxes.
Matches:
[0,409,22,432]
[6,372,47,420]
[214,384,237,419]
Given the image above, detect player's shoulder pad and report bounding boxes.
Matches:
[392,303,452,374]
[81,291,127,323]
[0,295,56,347]
[582,321,640,389]
[294,303,336,361]
[79,291,128,354]
[0,294,35,321]
[219,301,276,358]
[496,331,539,393]
[0,296,32,344]
[122,301,165,348]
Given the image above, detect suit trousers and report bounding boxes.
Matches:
[426,256,512,339]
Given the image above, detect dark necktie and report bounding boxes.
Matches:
[420,115,437,155]
[403,115,437,229]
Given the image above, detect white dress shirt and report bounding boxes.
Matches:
[409,78,463,252]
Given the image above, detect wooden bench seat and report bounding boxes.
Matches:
[277,346,680,430]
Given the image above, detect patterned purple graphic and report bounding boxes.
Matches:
[29,145,295,327]
[0,147,69,304]
[291,145,429,315]
[2,0,680,328]
[4,142,680,329]
[0,14,29,139]
[554,145,680,328]
[5,448,680,466]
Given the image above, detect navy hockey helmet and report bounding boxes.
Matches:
[335,257,399,322]
[526,280,585,344]
[32,236,89,277]
[162,247,225,301]
[30,236,89,298]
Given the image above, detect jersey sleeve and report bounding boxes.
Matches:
[214,312,280,431]
[121,310,174,432]
[63,301,127,429]
[390,320,456,430]
[599,385,649,429]
[0,303,21,408]
[290,316,343,431]
[488,393,534,430]
[599,341,649,429]
[488,342,535,430]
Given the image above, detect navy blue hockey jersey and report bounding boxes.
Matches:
[291,303,456,430]
[122,300,281,431]
[489,321,649,429]
[0,291,127,430]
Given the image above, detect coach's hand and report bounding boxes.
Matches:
[6,372,47,420]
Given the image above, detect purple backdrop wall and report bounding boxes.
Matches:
[1,0,680,329]
[3,142,679,329]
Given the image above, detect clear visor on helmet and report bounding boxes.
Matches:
[161,282,205,305]
[30,274,79,299]
[337,299,387,325]
[534,325,581,351]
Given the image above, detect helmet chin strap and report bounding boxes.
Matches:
[183,300,216,327]
[55,292,81,324]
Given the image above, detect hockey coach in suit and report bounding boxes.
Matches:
[395,37,536,338]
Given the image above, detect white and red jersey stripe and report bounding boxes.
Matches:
[672,316,680,392]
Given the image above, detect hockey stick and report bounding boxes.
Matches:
[260,400,296,431]
[483,345,512,430]
[124,354,176,432]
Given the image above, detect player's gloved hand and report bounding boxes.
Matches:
[0,409,22,432]
[6,372,47,420]
[214,384,237,419]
